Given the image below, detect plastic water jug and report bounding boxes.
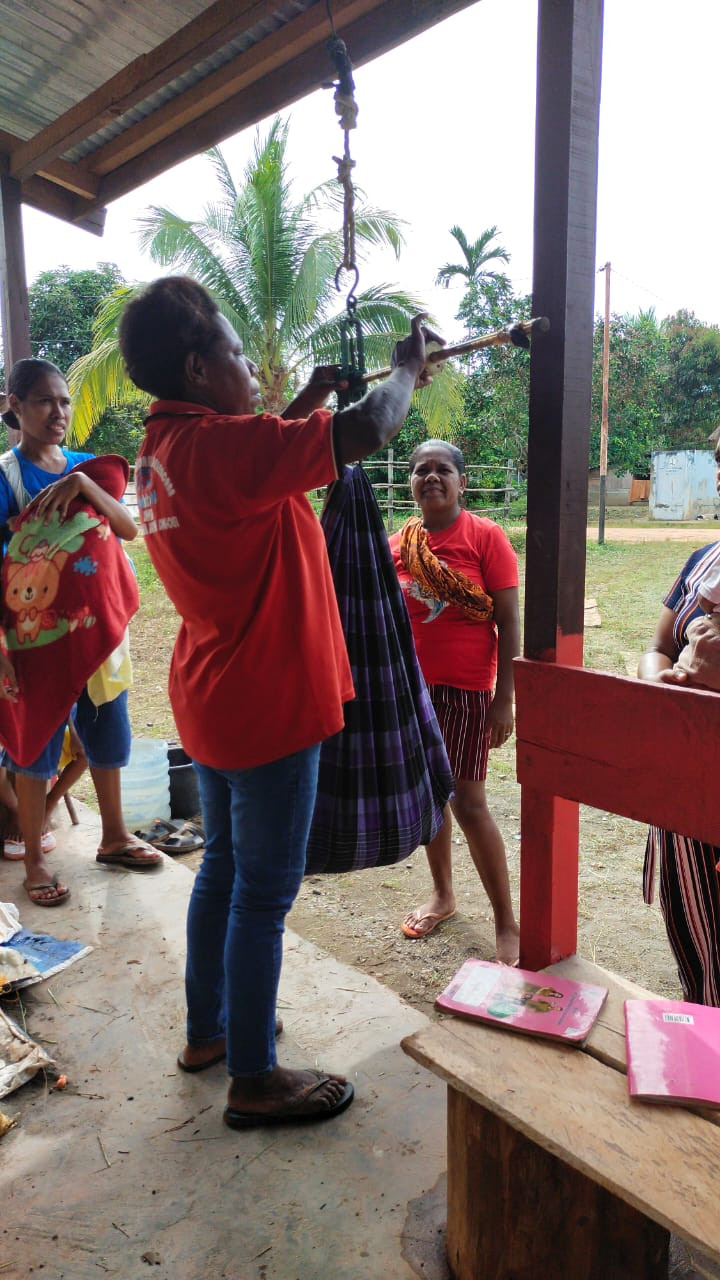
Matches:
[121,737,171,829]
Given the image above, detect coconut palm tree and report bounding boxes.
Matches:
[68,117,460,441]
[435,224,510,294]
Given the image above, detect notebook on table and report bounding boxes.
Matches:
[435,958,608,1044]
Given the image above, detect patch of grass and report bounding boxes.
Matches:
[123,526,713,745]
[583,540,705,674]
[125,539,181,741]
[127,539,162,594]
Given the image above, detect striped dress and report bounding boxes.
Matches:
[643,540,720,1005]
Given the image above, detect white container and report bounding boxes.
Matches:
[121,737,171,828]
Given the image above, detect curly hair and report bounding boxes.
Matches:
[2,358,66,432]
[118,276,223,398]
[407,439,465,475]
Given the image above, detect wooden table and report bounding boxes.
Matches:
[402,956,720,1280]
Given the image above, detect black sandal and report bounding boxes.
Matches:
[134,818,204,855]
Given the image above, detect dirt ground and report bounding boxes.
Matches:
[286,747,680,1019]
[277,524,709,1015]
[134,519,703,1021]
[178,733,679,1022]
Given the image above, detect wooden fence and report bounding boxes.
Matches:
[360,449,521,531]
[127,450,521,531]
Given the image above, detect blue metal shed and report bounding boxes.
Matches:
[650,449,719,521]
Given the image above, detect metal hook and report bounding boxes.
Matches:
[335,263,359,312]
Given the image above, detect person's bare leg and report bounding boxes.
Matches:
[91,766,160,865]
[45,755,87,825]
[15,774,68,902]
[401,804,457,937]
[0,767,18,817]
[451,778,519,965]
[0,767,20,843]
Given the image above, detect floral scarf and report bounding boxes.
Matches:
[399,516,494,621]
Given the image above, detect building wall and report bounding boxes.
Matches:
[587,468,635,506]
[650,450,719,521]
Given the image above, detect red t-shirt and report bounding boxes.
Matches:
[135,401,354,769]
[389,508,518,691]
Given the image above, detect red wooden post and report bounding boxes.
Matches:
[520,0,605,968]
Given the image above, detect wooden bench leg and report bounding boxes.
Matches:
[446,1088,669,1280]
[63,794,79,825]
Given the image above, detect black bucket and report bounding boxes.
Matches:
[167,744,200,819]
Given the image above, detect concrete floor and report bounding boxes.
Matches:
[0,804,449,1280]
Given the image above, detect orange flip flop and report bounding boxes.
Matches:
[400,909,457,939]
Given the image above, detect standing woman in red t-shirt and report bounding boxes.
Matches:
[118,276,437,1129]
[389,440,520,965]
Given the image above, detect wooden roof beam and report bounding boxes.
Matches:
[9,0,282,182]
[87,0,378,178]
[37,158,99,200]
[21,175,106,236]
[0,130,98,199]
[86,0,475,213]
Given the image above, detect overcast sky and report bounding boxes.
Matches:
[19,0,720,342]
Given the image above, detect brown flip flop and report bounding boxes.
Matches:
[96,842,163,869]
[223,1074,354,1129]
[24,876,70,907]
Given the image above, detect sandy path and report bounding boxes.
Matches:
[589,525,716,542]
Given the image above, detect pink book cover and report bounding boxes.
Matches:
[625,999,720,1107]
[434,959,608,1044]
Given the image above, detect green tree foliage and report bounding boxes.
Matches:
[663,311,720,446]
[590,311,665,476]
[29,264,125,369]
[68,118,460,443]
[431,225,531,476]
[435,225,510,333]
[85,402,148,463]
[435,221,720,485]
[589,309,720,476]
[7,263,142,459]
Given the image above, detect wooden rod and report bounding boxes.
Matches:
[360,315,550,384]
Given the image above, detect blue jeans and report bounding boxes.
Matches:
[187,744,321,1077]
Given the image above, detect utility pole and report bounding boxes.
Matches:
[598,261,611,545]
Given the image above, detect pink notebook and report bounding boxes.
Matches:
[435,959,608,1044]
[625,998,720,1107]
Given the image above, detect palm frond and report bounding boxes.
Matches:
[435,261,469,288]
[75,118,427,428]
[90,286,138,343]
[67,339,148,445]
[206,146,238,205]
[413,361,464,433]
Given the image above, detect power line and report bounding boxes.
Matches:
[596,263,678,313]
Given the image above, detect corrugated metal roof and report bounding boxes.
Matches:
[0,0,210,138]
[0,0,479,229]
[65,0,312,163]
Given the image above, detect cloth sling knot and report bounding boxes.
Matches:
[399,517,494,621]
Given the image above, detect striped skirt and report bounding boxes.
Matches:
[643,827,720,1006]
[426,684,492,782]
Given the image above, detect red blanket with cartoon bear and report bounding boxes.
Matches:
[0,455,139,766]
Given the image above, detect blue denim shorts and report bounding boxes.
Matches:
[3,688,132,780]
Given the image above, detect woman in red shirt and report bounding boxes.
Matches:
[119,276,434,1128]
[389,440,520,965]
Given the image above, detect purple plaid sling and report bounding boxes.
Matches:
[304,464,454,875]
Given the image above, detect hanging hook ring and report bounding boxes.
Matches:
[335,263,359,311]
